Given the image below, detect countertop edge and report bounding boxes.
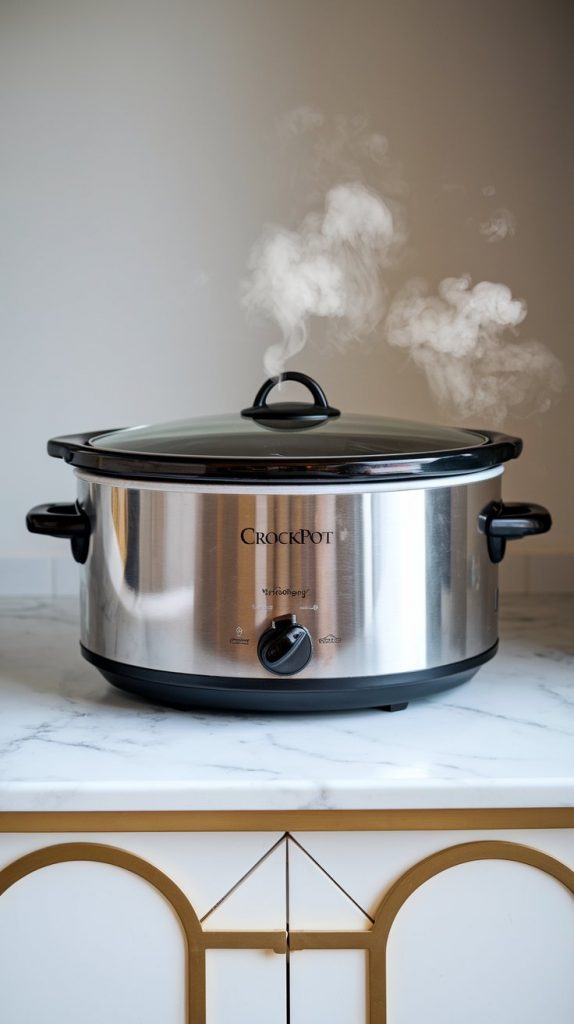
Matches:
[1,779,574,815]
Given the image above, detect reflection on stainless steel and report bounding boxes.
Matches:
[77,471,500,679]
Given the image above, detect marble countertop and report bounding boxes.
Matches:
[0,595,572,812]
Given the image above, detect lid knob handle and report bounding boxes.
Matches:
[241,372,340,430]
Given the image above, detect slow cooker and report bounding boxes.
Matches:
[27,371,551,711]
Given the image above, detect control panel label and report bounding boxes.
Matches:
[318,633,342,644]
[262,586,310,599]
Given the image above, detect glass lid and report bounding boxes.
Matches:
[94,412,489,460]
[47,371,522,482]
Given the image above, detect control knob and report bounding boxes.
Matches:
[257,614,313,675]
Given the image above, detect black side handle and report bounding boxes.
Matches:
[478,501,552,564]
[241,372,340,430]
[26,502,90,564]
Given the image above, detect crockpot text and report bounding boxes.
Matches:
[240,528,334,546]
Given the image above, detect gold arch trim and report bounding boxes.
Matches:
[369,839,574,1022]
[1,836,573,1023]
[290,840,574,1023]
[0,842,206,1024]
[0,842,287,1023]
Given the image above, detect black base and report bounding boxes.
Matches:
[81,643,498,713]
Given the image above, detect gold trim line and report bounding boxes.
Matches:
[0,807,573,833]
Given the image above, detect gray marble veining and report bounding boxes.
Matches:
[0,595,572,811]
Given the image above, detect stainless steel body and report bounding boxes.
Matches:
[76,467,502,681]
[26,372,552,709]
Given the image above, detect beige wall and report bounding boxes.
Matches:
[1,0,572,560]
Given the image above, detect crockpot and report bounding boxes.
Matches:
[27,371,551,712]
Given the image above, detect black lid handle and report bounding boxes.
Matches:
[241,372,340,430]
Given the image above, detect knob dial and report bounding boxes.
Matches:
[257,614,313,676]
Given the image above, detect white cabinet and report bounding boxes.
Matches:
[0,831,287,1024]
[206,951,285,1024]
[0,859,186,1024]
[0,824,573,1023]
[290,948,367,1024]
[288,835,370,1024]
[290,828,574,1024]
[201,835,287,1024]
[386,858,574,1024]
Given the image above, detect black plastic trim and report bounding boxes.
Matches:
[478,500,552,563]
[241,372,340,428]
[26,502,90,564]
[81,642,498,712]
[47,431,523,484]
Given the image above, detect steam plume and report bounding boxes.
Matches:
[386,276,564,423]
[241,109,563,422]
[480,207,516,243]
[242,182,403,377]
[277,105,325,139]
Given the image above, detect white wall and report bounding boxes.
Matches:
[1,0,572,588]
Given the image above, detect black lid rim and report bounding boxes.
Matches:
[47,430,523,483]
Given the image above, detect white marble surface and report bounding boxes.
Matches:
[0,596,572,812]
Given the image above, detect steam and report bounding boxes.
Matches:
[480,207,516,243]
[361,132,389,164]
[277,105,325,139]
[386,276,564,423]
[242,182,403,377]
[240,109,563,422]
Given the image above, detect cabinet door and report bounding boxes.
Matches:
[289,949,367,1024]
[386,858,574,1024]
[3,827,572,1024]
[288,835,370,1024]
[0,859,186,1024]
[206,950,286,1024]
[289,830,574,1024]
[0,831,287,1024]
[201,834,287,1024]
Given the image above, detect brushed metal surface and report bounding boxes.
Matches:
[76,471,501,679]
